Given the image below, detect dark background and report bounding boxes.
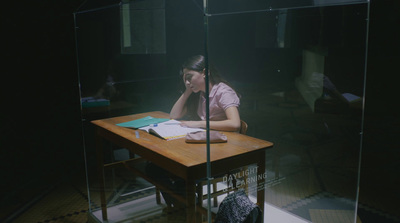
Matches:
[1,0,399,222]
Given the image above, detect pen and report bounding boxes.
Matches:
[164,123,181,125]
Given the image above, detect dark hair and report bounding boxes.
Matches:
[179,55,238,120]
[180,55,225,85]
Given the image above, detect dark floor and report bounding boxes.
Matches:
[4,156,399,223]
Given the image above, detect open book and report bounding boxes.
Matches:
[116,116,170,129]
[139,119,205,141]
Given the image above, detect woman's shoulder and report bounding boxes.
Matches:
[212,82,239,100]
[213,82,240,107]
[214,82,235,92]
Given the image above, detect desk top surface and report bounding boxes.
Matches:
[92,111,273,168]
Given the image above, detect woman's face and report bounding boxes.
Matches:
[183,68,205,93]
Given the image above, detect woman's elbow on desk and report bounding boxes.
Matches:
[169,113,184,120]
[225,121,241,132]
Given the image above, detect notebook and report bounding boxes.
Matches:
[139,119,205,141]
[116,116,170,129]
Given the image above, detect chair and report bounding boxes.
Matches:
[239,119,248,135]
[155,120,249,218]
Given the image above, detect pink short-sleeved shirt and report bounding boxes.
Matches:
[197,82,240,121]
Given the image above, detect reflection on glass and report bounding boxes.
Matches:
[120,0,166,54]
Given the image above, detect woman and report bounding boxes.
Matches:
[147,55,241,212]
[170,55,241,132]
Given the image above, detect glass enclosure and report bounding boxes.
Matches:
[75,0,369,222]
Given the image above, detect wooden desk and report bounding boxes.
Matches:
[92,111,273,223]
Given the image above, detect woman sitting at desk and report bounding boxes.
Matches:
[147,54,241,212]
[170,54,241,131]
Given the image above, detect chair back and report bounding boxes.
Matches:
[239,120,248,135]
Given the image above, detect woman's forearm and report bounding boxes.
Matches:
[209,120,241,132]
[170,90,192,119]
[180,120,240,132]
[180,106,241,132]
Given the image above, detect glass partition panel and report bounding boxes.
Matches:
[204,1,368,223]
[75,1,206,222]
[76,0,368,222]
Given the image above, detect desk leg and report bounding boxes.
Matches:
[185,179,198,223]
[95,131,108,221]
[257,150,266,220]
